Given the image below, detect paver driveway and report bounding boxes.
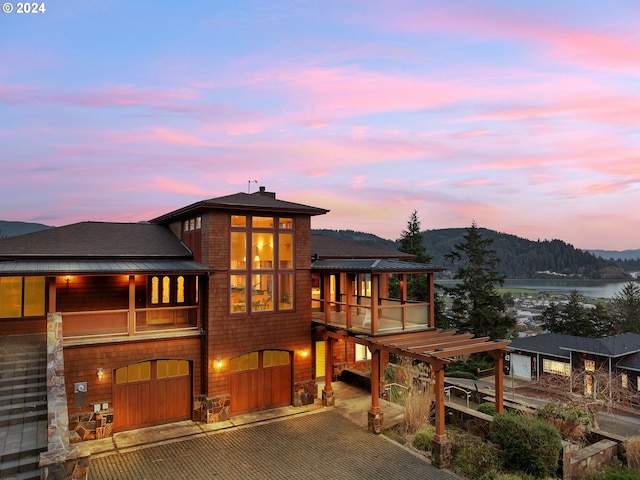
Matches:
[90,410,461,479]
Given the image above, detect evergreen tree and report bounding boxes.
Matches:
[444,221,513,340]
[541,290,612,338]
[540,302,563,333]
[398,210,432,264]
[610,282,640,334]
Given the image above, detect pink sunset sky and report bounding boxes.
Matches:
[1,1,639,250]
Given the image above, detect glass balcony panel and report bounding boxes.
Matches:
[62,310,129,337]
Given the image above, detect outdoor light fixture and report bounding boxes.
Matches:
[65,275,70,286]
[96,368,104,379]
[300,349,309,358]
[215,358,223,368]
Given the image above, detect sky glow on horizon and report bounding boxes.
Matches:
[1,1,639,250]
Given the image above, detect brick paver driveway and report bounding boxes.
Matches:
[90,410,460,479]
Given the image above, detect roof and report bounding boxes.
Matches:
[0,260,211,276]
[0,222,192,258]
[0,222,211,275]
[509,333,578,359]
[311,233,415,260]
[311,258,446,274]
[509,332,640,359]
[617,352,640,372]
[151,189,329,223]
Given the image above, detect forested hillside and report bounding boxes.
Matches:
[313,228,631,280]
[0,220,50,238]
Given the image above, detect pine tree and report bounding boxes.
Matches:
[610,282,640,334]
[398,210,432,264]
[444,221,513,340]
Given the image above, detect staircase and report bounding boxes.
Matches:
[0,334,48,480]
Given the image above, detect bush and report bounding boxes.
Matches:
[625,436,640,469]
[490,412,562,478]
[453,437,503,480]
[536,401,593,442]
[477,402,497,416]
[445,370,477,380]
[412,426,435,451]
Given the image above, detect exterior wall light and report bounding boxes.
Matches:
[97,368,104,379]
[300,349,309,358]
[215,358,223,369]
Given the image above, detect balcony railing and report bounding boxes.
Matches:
[62,306,199,339]
[312,296,431,334]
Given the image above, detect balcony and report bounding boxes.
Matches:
[61,305,200,341]
[312,295,431,335]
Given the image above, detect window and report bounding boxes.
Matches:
[230,352,259,372]
[230,215,294,314]
[585,360,595,372]
[622,373,628,389]
[543,359,571,376]
[0,276,45,319]
[183,216,202,232]
[355,344,371,361]
[149,275,189,306]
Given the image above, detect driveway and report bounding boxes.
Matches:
[89,409,461,480]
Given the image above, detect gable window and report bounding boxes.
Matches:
[230,215,294,314]
[0,276,45,319]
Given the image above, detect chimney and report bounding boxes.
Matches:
[257,186,276,198]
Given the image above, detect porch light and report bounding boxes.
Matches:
[215,358,223,369]
[65,275,71,286]
[96,368,104,379]
[300,349,309,358]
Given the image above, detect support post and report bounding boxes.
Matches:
[367,348,383,434]
[491,350,505,414]
[322,338,334,406]
[431,362,452,469]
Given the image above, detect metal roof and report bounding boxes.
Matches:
[311,258,446,273]
[311,233,416,260]
[0,260,211,276]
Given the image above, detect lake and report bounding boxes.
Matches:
[437,278,640,300]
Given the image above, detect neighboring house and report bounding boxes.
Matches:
[0,187,510,455]
[509,332,640,401]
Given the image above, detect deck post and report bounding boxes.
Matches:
[367,348,383,433]
[431,362,452,468]
[322,338,334,406]
[491,350,505,414]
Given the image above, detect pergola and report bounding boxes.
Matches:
[319,327,511,468]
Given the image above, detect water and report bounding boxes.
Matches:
[437,278,639,299]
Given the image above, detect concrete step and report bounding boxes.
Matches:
[0,364,47,380]
[0,391,46,408]
[0,381,47,398]
[0,408,48,428]
[0,374,46,389]
[0,452,42,480]
[0,399,47,417]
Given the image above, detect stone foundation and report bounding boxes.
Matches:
[431,439,453,469]
[322,388,335,406]
[294,380,317,406]
[40,449,90,480]
[193,394,231,424]
[68,410,114,443]
[367,409,383,434]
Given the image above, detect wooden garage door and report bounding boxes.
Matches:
[113,359,191,431]
[230,350,291,414]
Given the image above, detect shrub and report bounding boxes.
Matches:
[535,401,594,442]
[625,436,640,469]
[477,402,497,416]
[490,412,562,478]
[453,437,503,480]
[445,370,478,380]
[412,426,435,451]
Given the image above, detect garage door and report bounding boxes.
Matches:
[113,359,192,431]
[230,350,291,414]
[511,354,532,380]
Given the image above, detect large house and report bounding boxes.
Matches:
[0,187,510,468]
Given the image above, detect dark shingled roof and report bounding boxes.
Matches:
[0,222,192,258]
[509,332,640,359]
[311,258,446,274]
[617,352,640,372]
[312,233,415,260]
[151,189,329,224]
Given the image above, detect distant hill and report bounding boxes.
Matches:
[0,221,51,238]
[588,249,640,261]
[313,228,632,280]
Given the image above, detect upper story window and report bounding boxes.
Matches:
[0,276,45,319]
[230,215,294,314]
[149,275,193,306]
[183,216,202,232]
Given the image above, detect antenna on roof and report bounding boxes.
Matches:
[247,180,258,193]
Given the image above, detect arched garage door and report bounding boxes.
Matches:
[113,359,192,431]
[230,350,291,414]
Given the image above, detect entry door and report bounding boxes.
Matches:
[230,350,291,414]
[113,359,191,431]
[315,341,325,379]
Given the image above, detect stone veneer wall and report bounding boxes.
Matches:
[40,313,90,480]
[294,380,317,406]
[193,394,231,424]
